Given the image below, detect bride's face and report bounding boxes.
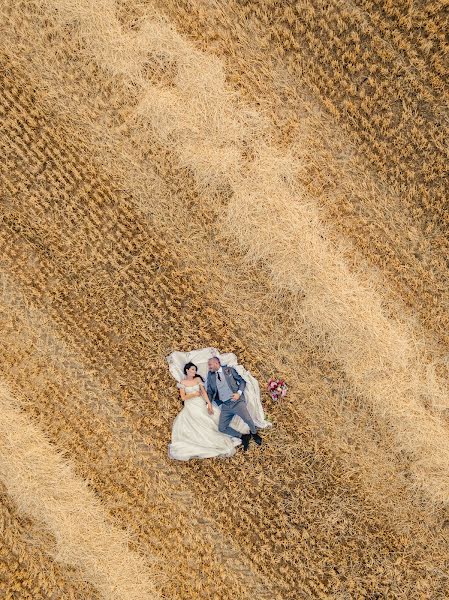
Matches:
[186,366,197,378]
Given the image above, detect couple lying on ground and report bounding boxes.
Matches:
[167,348,272,461]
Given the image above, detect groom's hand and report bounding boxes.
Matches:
[231,393,240,401]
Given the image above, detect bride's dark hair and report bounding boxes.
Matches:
[183,362,205,382]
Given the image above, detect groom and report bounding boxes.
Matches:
[207,357,262,451]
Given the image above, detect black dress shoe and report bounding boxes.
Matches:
[252,432,262,445]
[241,433,251,451]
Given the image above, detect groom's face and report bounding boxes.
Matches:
[208,358,220,372]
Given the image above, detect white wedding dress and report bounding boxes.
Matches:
[168,381,242,461]
[167,347,272,461]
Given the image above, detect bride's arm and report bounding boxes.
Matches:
[199,381,214,413]
[179,388,199,401]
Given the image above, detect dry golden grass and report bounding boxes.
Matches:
[151,0,449,353]
[0,480,101,600]
[0,380,161,600]
[1,0,449,598]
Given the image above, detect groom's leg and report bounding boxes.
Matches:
[230,399,257,435]
[218,402,243,438]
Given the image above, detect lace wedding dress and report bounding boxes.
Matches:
[168,381,242,461]
[167,347,272,461]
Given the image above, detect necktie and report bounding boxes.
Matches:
[217,372,221,382]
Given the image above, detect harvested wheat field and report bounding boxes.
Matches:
[1,0,449,598]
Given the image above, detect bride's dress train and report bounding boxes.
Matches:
[167,347,272,461]
[168,382,241,461]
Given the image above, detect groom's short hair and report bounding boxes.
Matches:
[210,357,220,365]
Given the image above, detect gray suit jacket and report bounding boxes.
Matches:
[206,365,247,406]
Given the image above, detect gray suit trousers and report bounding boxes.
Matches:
[218,398,257,438]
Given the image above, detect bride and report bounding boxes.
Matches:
[168,361,241,460]
[167,347,272,461]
